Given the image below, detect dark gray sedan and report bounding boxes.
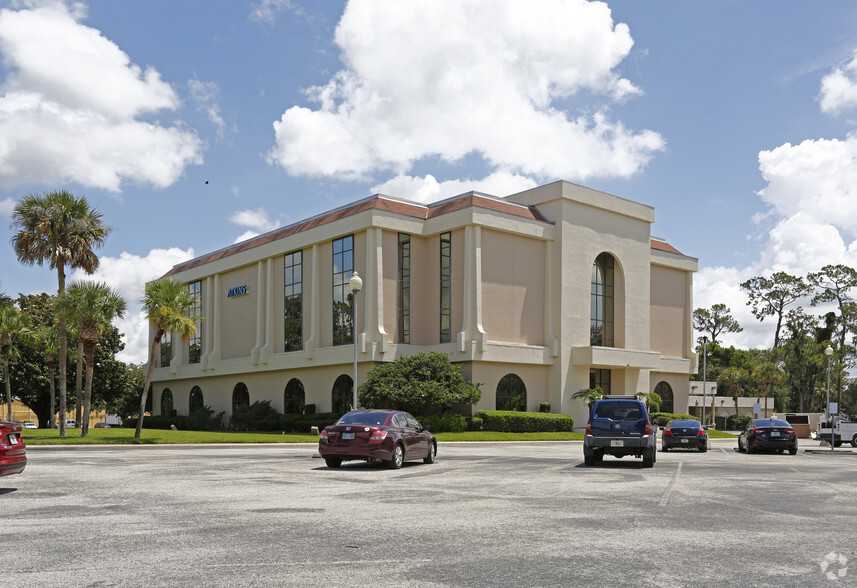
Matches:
[661,419,708,452]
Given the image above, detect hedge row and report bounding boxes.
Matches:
[473,410,574,432]
[650,412,696,426]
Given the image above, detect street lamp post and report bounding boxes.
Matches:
[349,271,363,411]
[825,345,834,453]
[702,336,708,427]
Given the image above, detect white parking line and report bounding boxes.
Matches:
[658,461,683,507]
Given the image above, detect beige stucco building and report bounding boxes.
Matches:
[148,180,698,428]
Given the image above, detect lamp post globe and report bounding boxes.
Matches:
[350,271,363,411]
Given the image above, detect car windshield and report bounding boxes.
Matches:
[668,420,699,428]
[336,412,390,426]
[593,401,644,420]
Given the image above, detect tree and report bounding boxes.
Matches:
[719,366,747,417]
[137,279,198,439]
[11,190,109,436]
[693,303,743,346]
[740,272,810,349]
[572,386,604,410]
[750,360,784,417]
[0,305,35,421]
[357,352,482,415]
[36,325,59,428]
[56,281,126,437]
[808,264,857,407]
[636,391,662,412]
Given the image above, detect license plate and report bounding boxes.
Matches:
[610,440,624,447]
[9,435,18,445]
[681,439,688,443]
[770,432,780,437]
[342,433,355,440]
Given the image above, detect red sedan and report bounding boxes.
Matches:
[319,409,436,469]
[0,421,27,477]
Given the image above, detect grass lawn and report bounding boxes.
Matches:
[21,427,734,445]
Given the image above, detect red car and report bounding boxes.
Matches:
[0,421,27,477]
[319,409,436,469]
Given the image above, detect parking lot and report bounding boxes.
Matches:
[6,439,857,587]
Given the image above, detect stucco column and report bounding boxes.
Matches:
[210,273,221,366]
[458,225,486,354]
[367,227,387,355]
[201,276,212,370]
[304,244,319,360]
[252,260,265,365]
[260,257,274,364]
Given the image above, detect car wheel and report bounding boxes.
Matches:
[789,447,798,455]
[699,445,707,453]
[324,458,342,468]
[776,449,784,454]
[852,434,857,448]
[746,440,754,454]
[738,439,744,452]
[388,444,404,469]
[594,451,603,463]
[584,454,595,466]
[423,442,436,464]
[662,445,669,452]
[834,440,843,448]
[642,448,655,468]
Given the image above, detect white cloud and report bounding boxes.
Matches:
[69,247,195,364]
[249,0,294,23]
[0,196,13,216]
[268,0,663,182]
[371,171,538,204]
[189,76,228,140]
[229,207,280,243]
[819,50,857,114]
[0,2,203,191]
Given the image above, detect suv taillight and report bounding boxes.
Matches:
[644,422,651,435]
[586,421,591,435]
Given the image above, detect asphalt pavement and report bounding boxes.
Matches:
[5,438,857,587]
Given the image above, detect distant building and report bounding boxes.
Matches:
[148,180,698,427]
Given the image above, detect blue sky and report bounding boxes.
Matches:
[2,0,857,363]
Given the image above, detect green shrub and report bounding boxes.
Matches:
[467,416,483,431]
[280,412,343,433]
[300,404,316,415]
[230,401,280,431]
[417,414,466,433]
[726,413,751,430]
[650,412,696,426]
[539,402,551,413]
[474,410,574,432]
[187,406,224,431]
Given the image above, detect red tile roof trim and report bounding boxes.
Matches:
[650,239,683,255]
[163,194,543,277]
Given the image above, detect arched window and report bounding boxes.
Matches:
[332,375,353,413]
[655,381,673,413]
[161,388,174,416]
[284,379,305,414]
[232,382,250,414]
[591,253,615,347]
[496,374,527,411]
[189,386,204,413]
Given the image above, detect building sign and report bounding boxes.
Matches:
[227,285,248,298]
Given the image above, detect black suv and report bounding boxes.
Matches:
[583,396,657,467]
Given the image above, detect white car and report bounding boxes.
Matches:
[22,421,38,429]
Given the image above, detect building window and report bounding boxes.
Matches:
[189,386,204,413]
[188,280,202,364]
[398,233,410,344]
[332,235,354,346]
[232,382,250,414]
[496,374,526,411]
[284,378,305,414]
[590,368,611,396]
[284,250,303,352]
[440,232,451,343]
[161,388,174,416]
[655,381,673,413]
[160,332,172,367]
[332,374,353,413]
[590,252,614,347]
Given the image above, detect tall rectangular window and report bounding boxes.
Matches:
[160,332,172,367]
[439,232,451,343]
[188,280,202,364]
[398,233,410,344]
[284,250,303,351]
[332,235,354,346]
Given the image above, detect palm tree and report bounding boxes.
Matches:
[0,306,36,421]
[11,190,109,437]
[136,278,198,439]
[36,325,60,428]
[573,386,604,412]
[55,281,126,437]
[720,367,747,418]
[636,391,662,413]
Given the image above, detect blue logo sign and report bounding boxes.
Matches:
[227,285,248,298]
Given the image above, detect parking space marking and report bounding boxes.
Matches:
[658,461,683,507]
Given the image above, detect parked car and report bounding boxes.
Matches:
[661,419,708,452]
[584,396,657,467]
[64,419,76,428]
[318,409,436,469]
[738,418,798,455]
[94,422,111,428]
[0,421,27,477]
[22,421,38,429]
